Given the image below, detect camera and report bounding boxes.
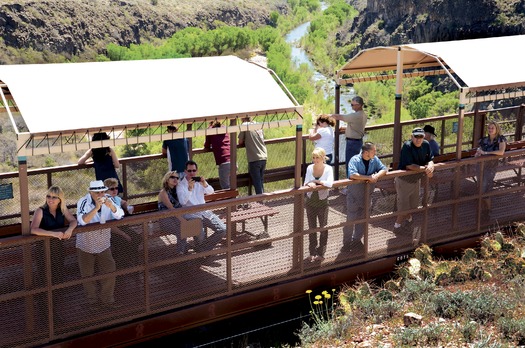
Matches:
[192,176,202,182]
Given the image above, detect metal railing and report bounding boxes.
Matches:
[1,105,523,231]
[1,146,525,347]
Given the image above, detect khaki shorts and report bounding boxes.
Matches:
[395,177,420,211]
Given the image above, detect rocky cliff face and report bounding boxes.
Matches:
[341,0,525,57]
[0,0,287,62]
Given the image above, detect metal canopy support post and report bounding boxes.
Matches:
[393,47,404,167]
[294,125,303,189]
[229,118,238,190]
[334,84,341,180]
[456,89,467,160]
[18,156,30,235]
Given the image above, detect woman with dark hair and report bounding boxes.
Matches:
[78,132,123,193]
[31,185,77,284]
[475,120,507,213]
[308,114,336,164]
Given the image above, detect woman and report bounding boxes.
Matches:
[475,120,507,212]
[78,132,123,193]
[31,185,77,284]
[158,171,186,254]
[303,148,334,262]
[308,114,335,164]
[105,177,141,269]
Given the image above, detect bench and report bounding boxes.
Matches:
[127,188,279,240]
[130,189,240,215]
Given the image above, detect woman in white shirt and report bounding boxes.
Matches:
[303,148,334,261]
[308,114,335,164]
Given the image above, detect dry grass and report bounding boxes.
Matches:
[300,223,525,347]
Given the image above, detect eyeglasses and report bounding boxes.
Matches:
[169,176,179,179]
[46,195,60,200]
[186,169,197,173]
[413,135,424,139]
[108,187,119,191]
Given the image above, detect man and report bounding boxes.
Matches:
[76,180,124,309]
[162,125,190,175]
[204,121,231,189]
[342,142,387,252]
[176,160,226,251]
[423,125,440,157]
[331,96,367,179]
[394,127,435,231]
[238,117,267,195]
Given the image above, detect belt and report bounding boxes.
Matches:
[346,137,362,141]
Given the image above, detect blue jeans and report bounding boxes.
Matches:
[184,210,226,251]
[345,138,363,178]
[248,160,266,195]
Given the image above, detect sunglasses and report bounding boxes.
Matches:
[108,187,119,191]
[414,135,424,139]
[186,169,197,173]
[169,176,179,179]
[46,195,60,200]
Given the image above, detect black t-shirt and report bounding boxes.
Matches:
[398,140,434,170]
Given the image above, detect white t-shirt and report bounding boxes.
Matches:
[314,126,334,155]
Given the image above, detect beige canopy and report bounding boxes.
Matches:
[335,34,525,165]
[0,56,303,156]
[337,34,525,100]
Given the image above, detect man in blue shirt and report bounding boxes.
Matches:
[342,142,387,253]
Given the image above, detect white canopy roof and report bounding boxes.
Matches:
[0,56,302,155]
[337,35,525,93]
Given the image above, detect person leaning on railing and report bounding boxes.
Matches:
[342,142,387,254]
[30,185,77,285]
[475,120,507,215]
[394,128,435,233]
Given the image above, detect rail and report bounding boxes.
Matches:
[1,147,525,347]
[0,105,522,232]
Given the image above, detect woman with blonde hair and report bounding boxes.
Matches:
[31,185,77,283]
[303,147,334,262]
[158,170,186,254]
[475,120,507,213]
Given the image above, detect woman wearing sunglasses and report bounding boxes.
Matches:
[31,185,77,284]
[104,177,141,269]
[158,171,186,254]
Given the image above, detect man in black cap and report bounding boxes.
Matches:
[423,125,440,157]
[394,127,434,232]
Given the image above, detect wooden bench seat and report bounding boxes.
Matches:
[130,189,239,215]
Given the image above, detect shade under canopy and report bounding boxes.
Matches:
[337,35,525,93]
[0,56,303,155]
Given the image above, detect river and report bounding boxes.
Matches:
[284,15,355,114]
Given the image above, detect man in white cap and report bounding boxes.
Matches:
[76,180,124,309]
[394,128,434,232]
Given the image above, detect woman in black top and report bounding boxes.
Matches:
[158,171,186,254]
[31,185,77,284]
[475,120,507,212]
[78,132,123,193]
